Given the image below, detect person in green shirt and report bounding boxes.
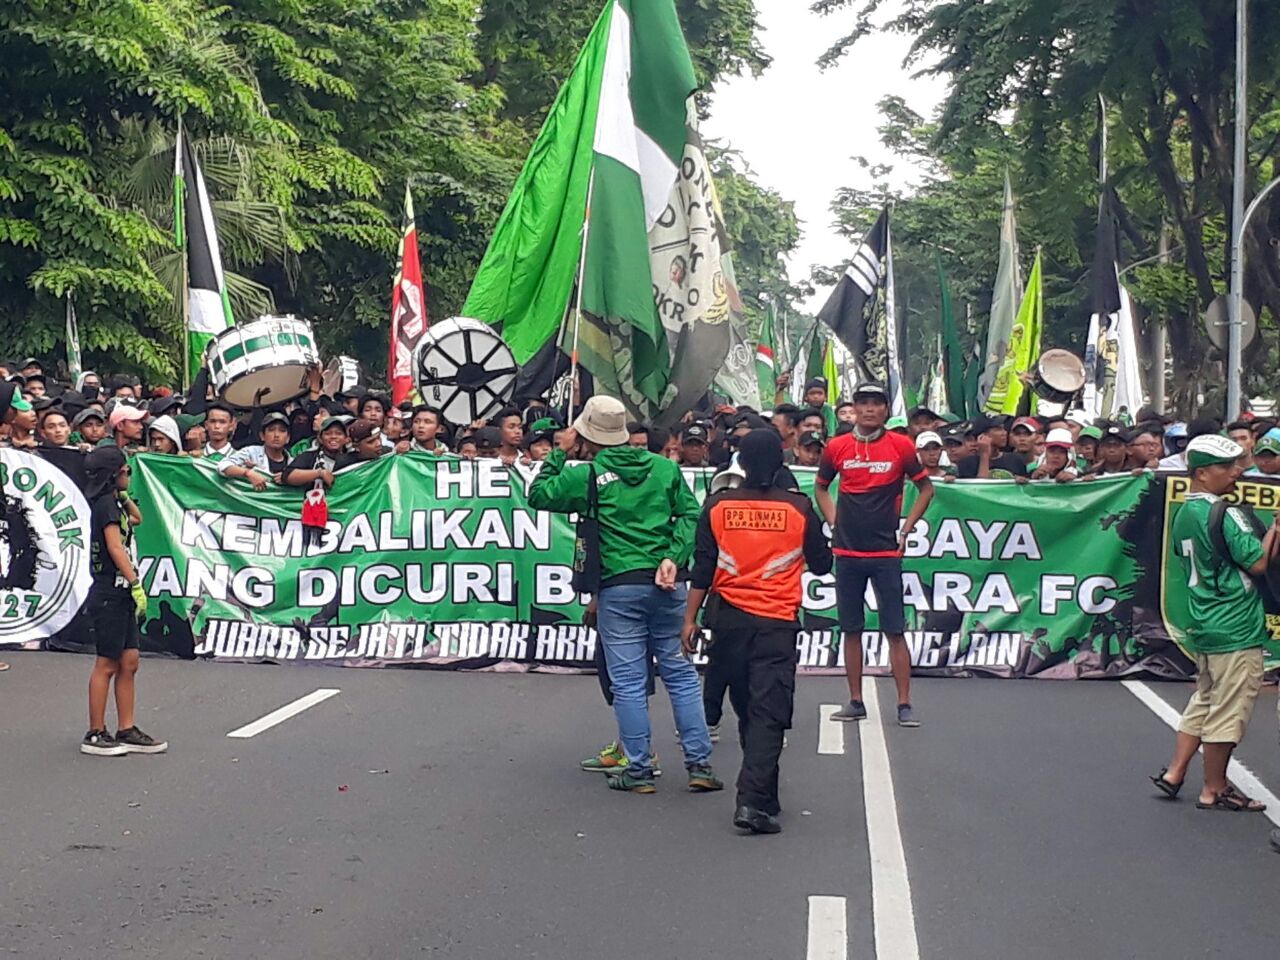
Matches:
[1151,434,1278,813]
[528,394,722,795]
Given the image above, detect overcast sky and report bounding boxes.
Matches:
[702,0,947,314]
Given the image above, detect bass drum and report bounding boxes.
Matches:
[206,315,321,407]
[414,317,518,425]
[1032,349,1086,405]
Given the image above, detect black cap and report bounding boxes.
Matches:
[852,381,888,400]
[941,425,966,444]
[261,411,290,429]
[19,357,42,372]
[32,396,62,412]
[1136,405,1170,425]
[474,425,502,449]
[798,430,825,448]
[803,377,828,393]
[681,424,709,444]
[908,406,938,421]
[1101,424,1130,443]
[972,413,1006,434]
[732,412,769,431]
[150,395,184,417]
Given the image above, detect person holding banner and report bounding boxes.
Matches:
[815,382,934,727]
[682,429,832,833]
[1150,436,1276,814]
[529,395,721,796]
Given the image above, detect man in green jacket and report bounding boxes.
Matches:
[529,395,722,795]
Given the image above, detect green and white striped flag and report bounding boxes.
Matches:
[64,292,82,382]
[464,0,704,419]
[174,120,234,382]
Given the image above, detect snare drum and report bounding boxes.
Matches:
[206,315,321,407]
[414,317,517,425]
[1032,349,1087,404]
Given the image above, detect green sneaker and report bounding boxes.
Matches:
[686,763,724,793]
[581,740,628,773]
[606,770,657,793]
[581,741,663,777]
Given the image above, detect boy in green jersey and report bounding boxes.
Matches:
[1151,435,1278,812]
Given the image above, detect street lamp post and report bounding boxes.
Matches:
[1227,0,1248,417]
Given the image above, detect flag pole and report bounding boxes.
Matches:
[567,168,597,419]
[176,116,191,392]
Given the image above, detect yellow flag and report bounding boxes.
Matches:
[984,250,1042,415]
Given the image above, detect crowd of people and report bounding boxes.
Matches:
[1,356,1278,841]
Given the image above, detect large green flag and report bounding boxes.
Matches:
[984,250,1043,415]
[937,253,967,417]
[463,1,702,419]
[755,300,777,406]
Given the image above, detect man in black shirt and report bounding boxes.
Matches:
[955,414,1029,479]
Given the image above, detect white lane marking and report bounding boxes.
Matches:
[806,895,847,960]
[818,704,845,755]
[859,680,920,960]
[1123,679,1280,827]
[227,688,340,739]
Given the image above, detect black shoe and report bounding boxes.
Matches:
[896,704,920,728]
[733,804,782,834]
[115,726,168,754]
[1270,829,1280,854]
[81,729,128,757]
[832,700,867,722]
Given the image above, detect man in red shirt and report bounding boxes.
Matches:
[814,382,935,727]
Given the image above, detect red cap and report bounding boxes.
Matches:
[1011,416,1040,433]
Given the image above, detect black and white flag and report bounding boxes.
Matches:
[817,207,888,357]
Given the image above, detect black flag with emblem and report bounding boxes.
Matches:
[816,207,888,358]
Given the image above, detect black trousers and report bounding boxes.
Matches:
[711,620,799,815]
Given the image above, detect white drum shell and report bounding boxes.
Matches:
[206,315,321,407]
[414,317,517,425]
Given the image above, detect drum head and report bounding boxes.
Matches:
[1034,349,1087,403]
[415,318,517,425]
[223,364,312,407]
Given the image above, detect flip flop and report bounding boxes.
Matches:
[0,661,9,672]
[1149,767,1181,799]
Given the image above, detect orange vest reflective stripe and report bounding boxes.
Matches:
[709,495,809,621]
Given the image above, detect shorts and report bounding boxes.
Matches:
[835,555,906,635]
[1178,647,1265,744]
[89,591,140,661]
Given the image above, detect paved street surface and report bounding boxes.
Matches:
[2,651,1277,959]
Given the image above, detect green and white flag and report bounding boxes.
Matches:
[977,172,1022,408]
[755,300,778,406]
[174,121,234,383]
[64,292,82,382]
[464,0,705,419]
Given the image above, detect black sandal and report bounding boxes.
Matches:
[1196,786,1267,813]
[1149,767,1181,799]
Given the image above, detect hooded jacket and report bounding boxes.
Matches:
[528,444,700,585]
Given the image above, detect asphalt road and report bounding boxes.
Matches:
[2,651,1277,960]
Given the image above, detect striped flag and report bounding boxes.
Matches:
[984,250,1043,414]
[816,207,887,359]
[174,121,234,379]
[755,300,777,406]
[388,185,427,405]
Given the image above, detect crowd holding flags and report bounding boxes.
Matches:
[143,0,1152,426]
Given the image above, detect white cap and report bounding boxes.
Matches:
[915,430,943,449]
[1066,409,1092,427]
[1045,428,1074,448]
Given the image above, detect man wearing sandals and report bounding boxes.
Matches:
[1151,435,1278,815]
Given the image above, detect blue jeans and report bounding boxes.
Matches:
[596,583,712,775]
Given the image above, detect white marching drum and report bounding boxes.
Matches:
[1032,349,1087,405]
[414,317,518,425]
[206,315,321,407]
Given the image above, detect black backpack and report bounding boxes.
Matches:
[1207,500,1280,614]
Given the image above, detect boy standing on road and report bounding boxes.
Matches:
[814,382,934,727]
[529,395,721,795]
[1151,435,1274,813]
[81,447,167,757]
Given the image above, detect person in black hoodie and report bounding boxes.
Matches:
[81,447,167,757]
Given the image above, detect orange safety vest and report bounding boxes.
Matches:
[707,489,811,622]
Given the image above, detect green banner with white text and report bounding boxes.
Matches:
[104,454,1280,679]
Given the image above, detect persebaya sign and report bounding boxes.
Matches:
[0,449,91,646]
[109,453,1274,679]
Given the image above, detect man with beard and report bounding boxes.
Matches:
[681,430,831,833]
